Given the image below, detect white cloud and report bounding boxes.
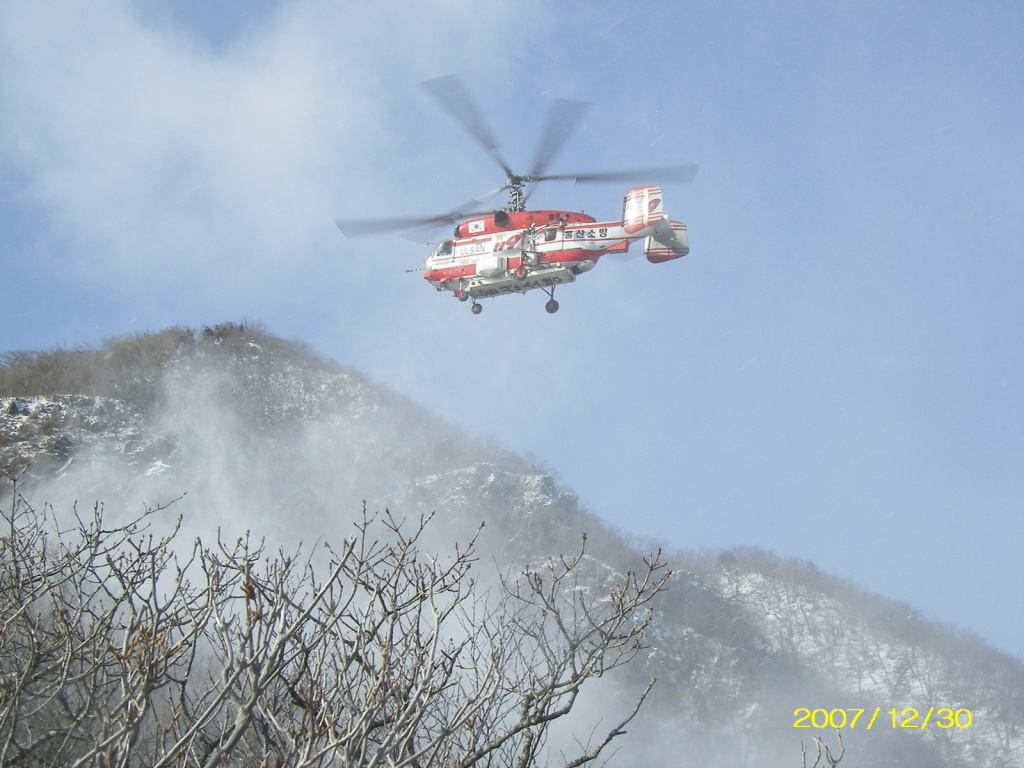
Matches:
[0,0,535,294]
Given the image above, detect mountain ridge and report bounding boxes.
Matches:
[2,323,1021,767]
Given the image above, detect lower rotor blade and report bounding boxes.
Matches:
[335,185,505,238]
[335,213,462,237]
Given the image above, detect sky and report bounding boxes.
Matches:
[2,0,1023,660]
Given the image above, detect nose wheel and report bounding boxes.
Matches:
[471,301,483,315]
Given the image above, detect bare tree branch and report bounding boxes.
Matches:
[0,483,667,768]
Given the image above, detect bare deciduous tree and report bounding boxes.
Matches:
[800,730,844,768]
[0,471,668,768]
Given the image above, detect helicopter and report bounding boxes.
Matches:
[335,75,697,314]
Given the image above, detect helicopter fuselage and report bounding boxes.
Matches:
[423,186,689,305]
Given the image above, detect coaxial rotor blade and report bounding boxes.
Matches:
[421,74,513,177]
[520,179,540,208]
[528,98,591,178]
[535,163,700,184]
[335,213,463,237]
[335,185,505,237]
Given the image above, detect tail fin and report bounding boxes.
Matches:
[644,220,689,263]
[622,186,664,234]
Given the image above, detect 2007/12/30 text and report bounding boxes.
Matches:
[793,707,973,730]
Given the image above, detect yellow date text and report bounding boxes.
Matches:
[793,707,973,729]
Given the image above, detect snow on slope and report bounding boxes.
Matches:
[2,326,1023,767]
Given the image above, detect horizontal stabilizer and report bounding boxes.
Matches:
[644,220,689,263]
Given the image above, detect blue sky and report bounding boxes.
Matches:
[2,0,1023,659]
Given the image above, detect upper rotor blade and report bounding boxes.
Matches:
[528,98,591,178]
[421,74,513,176]
[537,163,700,184]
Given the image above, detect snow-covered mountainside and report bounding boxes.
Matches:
[2,324,1022,767]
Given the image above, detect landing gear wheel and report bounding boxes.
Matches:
[542,285,560,314]
[471,302,483,315]
[514,266,528,280]
[454,290,469,302]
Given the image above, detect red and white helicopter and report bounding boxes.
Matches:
[336,75,697,314]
